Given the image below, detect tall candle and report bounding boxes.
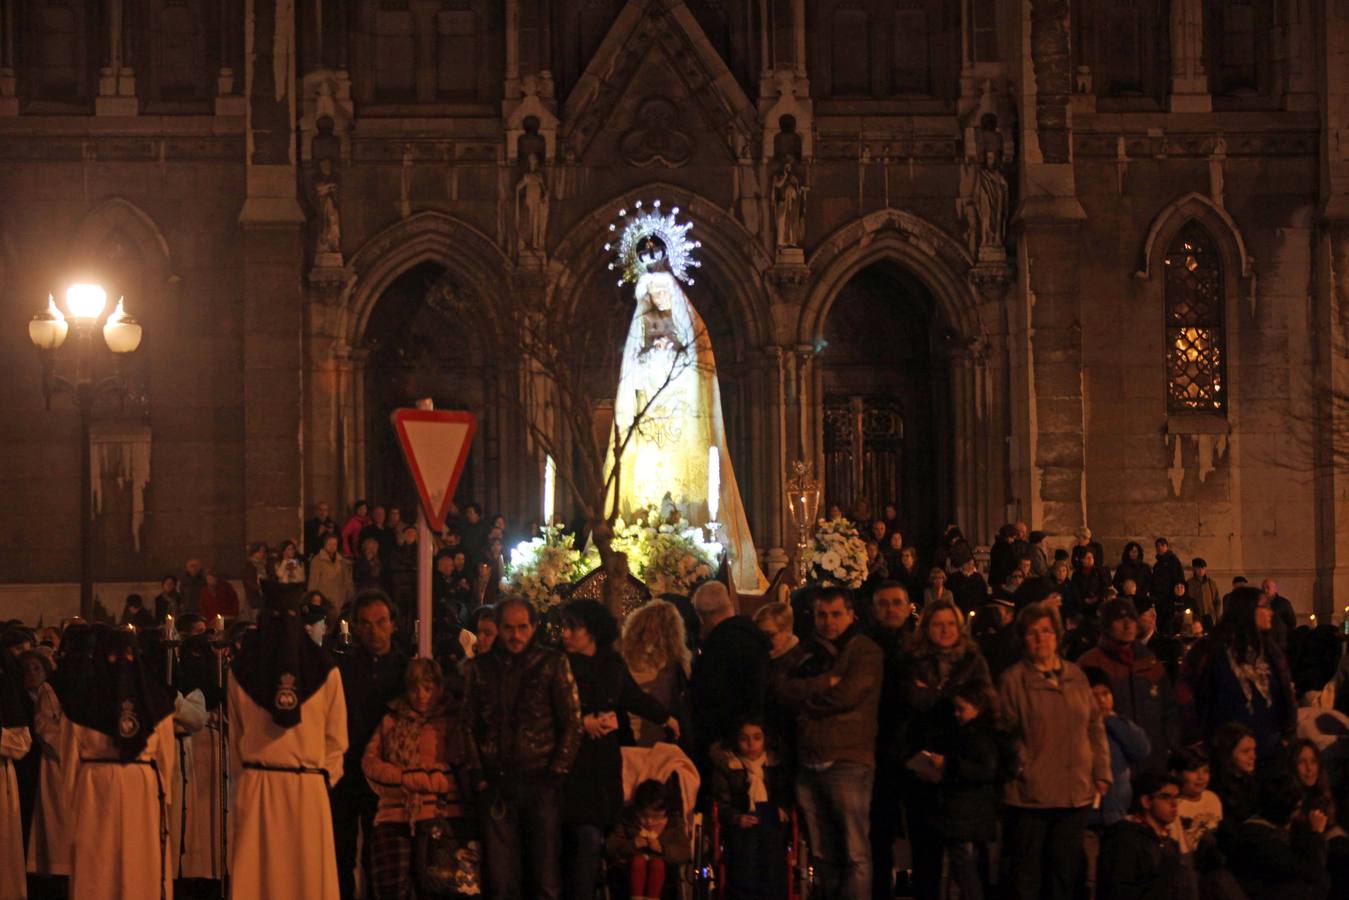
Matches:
[165,614,176,640]
[1183,608,1193,626]
[707,447,720,523]
[340,619,350,638]
[215,614,224,633]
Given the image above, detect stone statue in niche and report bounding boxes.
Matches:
[310,116,342,262]
[515,152,550,253]
[772,156,808,249]
[962,113,1008,260]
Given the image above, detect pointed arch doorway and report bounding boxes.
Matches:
[817,261,954,552]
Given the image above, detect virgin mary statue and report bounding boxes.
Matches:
[605,203,762,589]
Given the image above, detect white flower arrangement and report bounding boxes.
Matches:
[809,517,869,589]
[611,506,717,596]
[505,524,589,612]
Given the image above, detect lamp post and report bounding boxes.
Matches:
[29,284,144,620]
[785,459,821,584]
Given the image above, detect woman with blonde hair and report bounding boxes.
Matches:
[620,600,692,747]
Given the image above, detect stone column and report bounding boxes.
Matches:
[1281,0,1316,111]
[240,0,306,543]
[96,0,138,115]
[1168,0,1211,113]
[1311,0,1349,617]
[0,0,16,115]
[1016,0,1088,538]
[791,0,806,77]
[411,0,439,103]
[504,0,520,98]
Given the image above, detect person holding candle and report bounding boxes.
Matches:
[229,585,348,899]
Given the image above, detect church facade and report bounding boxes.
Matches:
[1,1,1345,617]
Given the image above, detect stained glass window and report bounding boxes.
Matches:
[1164,223,1226,413]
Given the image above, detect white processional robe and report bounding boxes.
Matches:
[179,703,228,880]
[169,690,208,879]
[1,724,33,900]
[227,667,347,900]
[68,715,178,900]
[26,683,77,876]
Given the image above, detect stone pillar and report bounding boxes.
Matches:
[791,0,806,78]
[1168,0,1211,113]
[0,0,16,114]
[1281,0,1317,112]
[411,0,439,103]
[1016,0,1088,538]
[240,0,306,543]
[1311,0,1349,617]
[96,0,138,115]
[504,0,520,98]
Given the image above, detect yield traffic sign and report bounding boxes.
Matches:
[391,409,477,532]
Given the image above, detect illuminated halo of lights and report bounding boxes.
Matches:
[608,199,703,286]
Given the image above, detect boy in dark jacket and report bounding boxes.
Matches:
[709,718,792,900]
[1098,772,1195,900]
[932,681,1001,900]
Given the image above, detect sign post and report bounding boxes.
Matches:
[392,404,476,657]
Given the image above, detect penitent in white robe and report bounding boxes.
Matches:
[168,690,207,879]
[179,703,228,880]
[2,724,33,900]
[227,667,347,900]
[26,683,77,877]
[69,715,178,900]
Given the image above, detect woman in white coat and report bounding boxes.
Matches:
[55,625,178,900]
[228,587,347,900]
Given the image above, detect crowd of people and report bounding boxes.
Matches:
[2,499,1349,900]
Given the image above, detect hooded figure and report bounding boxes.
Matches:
[228,582,348,900]
[173,629,230,882]
[1,632,34,900]
[55,625,178,900]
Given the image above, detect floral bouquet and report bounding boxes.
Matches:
[610,505,717,597]
[809,517,869,589]
[505,524,590,612]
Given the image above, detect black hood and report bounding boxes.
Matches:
[52,625,175,761]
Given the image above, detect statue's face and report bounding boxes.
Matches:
[647,279,672,310]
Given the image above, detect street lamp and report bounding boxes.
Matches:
[29,283,144,619]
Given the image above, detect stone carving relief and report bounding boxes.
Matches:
[620,97,693,167]
[959,82,1014,265]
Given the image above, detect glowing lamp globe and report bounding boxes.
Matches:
[102,298,143,354]
[29,295,69,350]
[65,283,108,320]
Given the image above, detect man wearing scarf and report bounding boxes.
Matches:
[229,584,348,899]
[54,625,177,900]
[1,632,34,900]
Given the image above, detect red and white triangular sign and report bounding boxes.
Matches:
[391,409,477,532]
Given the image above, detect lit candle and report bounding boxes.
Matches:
[707,447,720,524]
[215,614,224,633]
[340,619,350,638]
[1310,613,1318,626]
[1183,608,1193,626]
[165,614,176,640]
[128,623,136,633]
